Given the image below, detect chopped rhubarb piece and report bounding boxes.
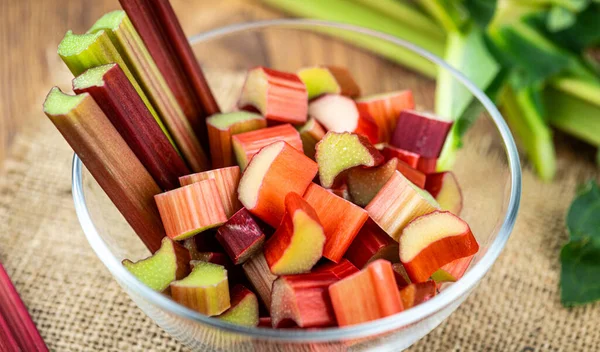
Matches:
[216,208,266,264]
[356,90,415,143]
[417,157,437,174]
[304,183,369,262]
[396,159,427,189]
[155,179,227,240]
[217,285,259,327]
[264,193,325,275]
[399,211,479,283]
[327,184,351,201]
[392,263,411,288]
[391,110,452,158]
[271,272,338,328]
[329,260,403,326]
[242,253,278,309]
[315,132,384,188]
[238,66,308,125]
[170,261,230,316]
[345,219,399,269]
[192,253,245,287]
[258,317,272,327]
[207,112,267,168]
[399,281,437,309]
[238,141,318,227]
[183,230,222,257]
[309,94,379,143]
[425,172,463,215]
[431,255,474,283]
[314,259,360,279]
[123,237,190,291]
[366,171,439,241]
[297,66,359,99]
[347,158,398,207]
[232,124,303,170]
[298,117,326,159]
[179,166,242,218]
[378,144,420,168]
[326,66,361,98]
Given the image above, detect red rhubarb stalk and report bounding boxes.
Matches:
[73,63,189,190]
[44,87,165,252]
[0,263,48,351]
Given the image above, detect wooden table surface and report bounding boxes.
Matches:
[0,0,281,164]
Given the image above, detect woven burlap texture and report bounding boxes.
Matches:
[2,73,600,351]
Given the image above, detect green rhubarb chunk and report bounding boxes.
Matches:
[297,67,340,99]
[217,287,259,327]
[123,237,179,291]
[177,261,227,287]
[207,111,264,129]
[315,132,382,188]
[347,158,398,207]
[43,87,86,116]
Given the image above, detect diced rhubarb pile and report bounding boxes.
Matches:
[45,14,479,330]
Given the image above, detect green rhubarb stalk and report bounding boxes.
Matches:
[544,86,600,146]
[352,0,445,41]
[261,0,444,78]
[501,84,557,180]
[550,76,600,107]
[417,0,469,33]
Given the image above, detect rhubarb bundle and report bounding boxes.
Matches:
[47,5,482,328]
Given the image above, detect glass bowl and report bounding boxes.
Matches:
[71,19,521,351]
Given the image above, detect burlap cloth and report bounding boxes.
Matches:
[1,69,600,351]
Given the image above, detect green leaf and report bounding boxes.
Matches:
[464,0,498,27]
[527,4,600,52]
[561,180,600,306]
[566,181,600,241]
[560,237,600,306]
[547,6,577,32]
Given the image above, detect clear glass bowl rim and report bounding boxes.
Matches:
[71,19,522,342]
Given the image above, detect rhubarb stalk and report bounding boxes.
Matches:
[58,29,209,172]
[44,87,165,252]
[88,10,210,171]
[170,261,230,316]
[73,63,189,190]
[119,0,220,144]
[0,263,48,352]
